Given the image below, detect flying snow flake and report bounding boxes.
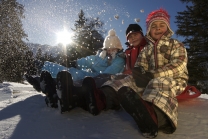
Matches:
[109,17,112,21]
[140,9,144,13]
[114,14,119,20]
[122,20,124,24]
[134,18,140,23]
[126,12,130,18]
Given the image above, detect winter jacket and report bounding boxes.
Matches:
[123,38,147,75]
[72,39,147,88]
[103,30,188,130]
[41,51,125,81]
[135,30,188,130]
[102,38,148,91]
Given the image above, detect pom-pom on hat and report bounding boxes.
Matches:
[146,8,174,36]
[102,29,123,50]
[126,24,143,39]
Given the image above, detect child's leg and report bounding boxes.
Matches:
[25,74,41,92]
[100,86,120,110]
[56,70,88,113]
[82,77,106,116]
[153,106,175,134]
[118,86,158,138]
[56,71,75,113]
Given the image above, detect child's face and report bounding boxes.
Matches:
[106,48,118,55]
[106,48,118,59]
[149,21,168,41]
[127,32,143,47]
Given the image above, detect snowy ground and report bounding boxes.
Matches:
[0,82,208,139]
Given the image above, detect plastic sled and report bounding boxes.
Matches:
[176,85,201,100]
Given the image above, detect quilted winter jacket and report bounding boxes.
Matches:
[41,51,125,81]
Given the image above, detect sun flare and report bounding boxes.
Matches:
[56,29,73,45]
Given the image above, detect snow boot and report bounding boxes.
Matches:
[153,106,175,134]
[40,70,58,108]
[100,86,121,110]
[56,70,87,113]
[117,86,158,138]
[25,74,41,92]
[82,77,106,116]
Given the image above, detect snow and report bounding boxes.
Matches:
[0,82,208,139]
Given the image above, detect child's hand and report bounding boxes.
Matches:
[132,66,153,88]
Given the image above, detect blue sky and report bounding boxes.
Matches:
[17,0,188,49]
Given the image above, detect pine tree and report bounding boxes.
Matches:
[175,0,208,86]
[24,50,36,75]
[69,10,105,61]
[33,47,43,74]
[0,0,29,82]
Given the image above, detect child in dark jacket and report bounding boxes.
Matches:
[73,24,147,113]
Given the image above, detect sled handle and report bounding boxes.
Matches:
[176,86,201,100]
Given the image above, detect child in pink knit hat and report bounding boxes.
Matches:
[117,8,188,138]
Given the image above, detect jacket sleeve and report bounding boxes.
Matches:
[134,46,150,71]
[153,41,188,78]
[102,57,125,74]
[76,55,96,70]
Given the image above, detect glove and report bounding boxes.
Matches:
[132,66,153,88]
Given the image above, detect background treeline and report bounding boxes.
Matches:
[0,0,207,93]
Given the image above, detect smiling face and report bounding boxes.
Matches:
[149,21,168,41]
[127,32,143,47]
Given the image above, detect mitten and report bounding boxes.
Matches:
[132,66,153,88]
[145,71,154,79]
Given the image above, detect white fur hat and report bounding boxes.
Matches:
[102,29,123,50]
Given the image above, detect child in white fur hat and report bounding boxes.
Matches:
[25,29,125,109]
[55,29,125,112]
[99,29,123,63]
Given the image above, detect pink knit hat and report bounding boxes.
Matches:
[146,8,174,36]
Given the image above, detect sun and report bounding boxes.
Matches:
[56,29,73,46]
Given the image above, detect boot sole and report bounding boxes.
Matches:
[40,71,58,108]
[118,87,158,138]
[82,77,99,116]
[56,71,74,113]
